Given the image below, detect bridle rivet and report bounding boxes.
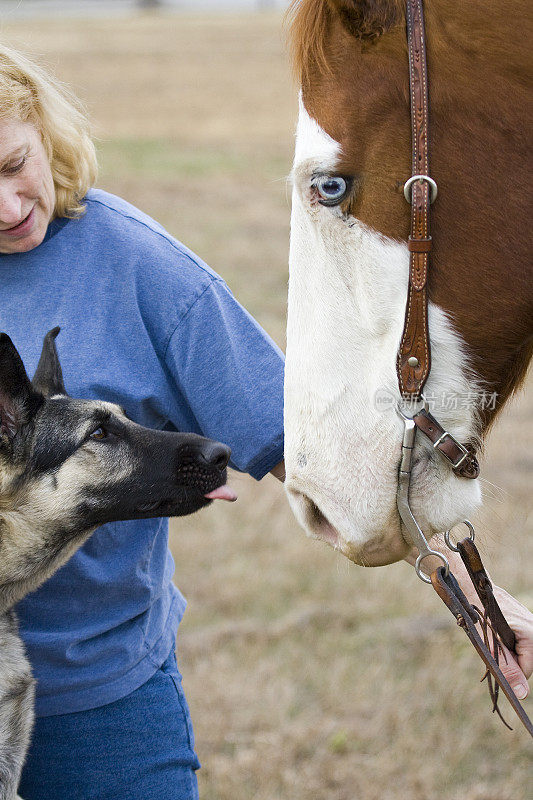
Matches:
[408,356,419,367]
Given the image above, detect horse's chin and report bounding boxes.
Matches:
[285,484,410,566]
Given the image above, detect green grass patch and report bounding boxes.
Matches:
[97,137,288,181]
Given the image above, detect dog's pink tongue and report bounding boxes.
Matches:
[204,485,237,502]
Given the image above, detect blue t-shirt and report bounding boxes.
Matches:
[0,189,284,716]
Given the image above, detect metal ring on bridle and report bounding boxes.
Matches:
[415,550,449,584]
[444,520,475,552]
[396,393,429,421]
[403,175,438,204]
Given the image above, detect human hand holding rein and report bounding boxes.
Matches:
[405,542,533,702]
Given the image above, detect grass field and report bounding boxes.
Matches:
[4,10,532,799]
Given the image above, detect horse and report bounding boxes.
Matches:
[283,0,532,569]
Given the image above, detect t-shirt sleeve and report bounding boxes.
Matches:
[163,279,284,480]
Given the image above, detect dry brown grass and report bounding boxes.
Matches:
[4,10,532,799]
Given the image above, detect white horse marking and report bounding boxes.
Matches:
[284,100,481,566]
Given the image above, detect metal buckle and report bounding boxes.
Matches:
[403,174,438,204]
[432,431,469,469]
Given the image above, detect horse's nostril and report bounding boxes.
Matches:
[200,442,231,470]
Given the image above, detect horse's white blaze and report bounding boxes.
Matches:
[284,100,481,565]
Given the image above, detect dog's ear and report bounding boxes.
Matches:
[0,333,44,441]
[32,327,67,397]
[326,0,403,40]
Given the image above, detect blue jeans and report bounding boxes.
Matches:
[19,649,200,800]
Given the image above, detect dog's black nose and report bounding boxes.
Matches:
[199,441,231,470]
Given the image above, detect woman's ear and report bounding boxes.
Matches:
[326,0,404,40]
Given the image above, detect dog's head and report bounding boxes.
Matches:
[0,329,235,595]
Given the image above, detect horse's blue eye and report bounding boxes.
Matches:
[315,175,350,206]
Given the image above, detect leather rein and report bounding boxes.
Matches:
[396,0,532,737]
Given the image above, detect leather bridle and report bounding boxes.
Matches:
[396,0,532,737]
[398,0,479,480]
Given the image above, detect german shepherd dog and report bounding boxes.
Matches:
[0,328,236,800]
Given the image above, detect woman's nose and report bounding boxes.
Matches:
[0,185,22,226]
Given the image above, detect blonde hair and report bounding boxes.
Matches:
[0,42,97,218]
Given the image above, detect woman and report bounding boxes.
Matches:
[0,41,531,800]
[0,43,284,799]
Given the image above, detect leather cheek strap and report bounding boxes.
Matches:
[398,0,481,478]
[397,0,432,398]
[407,236,432,252]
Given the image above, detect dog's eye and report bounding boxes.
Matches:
[89,427,107,440]
[313,175,352,206]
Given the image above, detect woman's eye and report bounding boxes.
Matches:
[89,427,107,440]
[314,175,351,206]
[4,157,26,175]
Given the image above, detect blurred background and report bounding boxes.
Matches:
[2,3,531,798]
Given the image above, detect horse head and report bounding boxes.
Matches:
[284,0,532,566]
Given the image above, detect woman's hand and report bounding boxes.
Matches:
[404,542,533,700]
[270,460,285,482]
[491,585,533,699]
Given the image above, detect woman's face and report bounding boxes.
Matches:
[0,118,55,254]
